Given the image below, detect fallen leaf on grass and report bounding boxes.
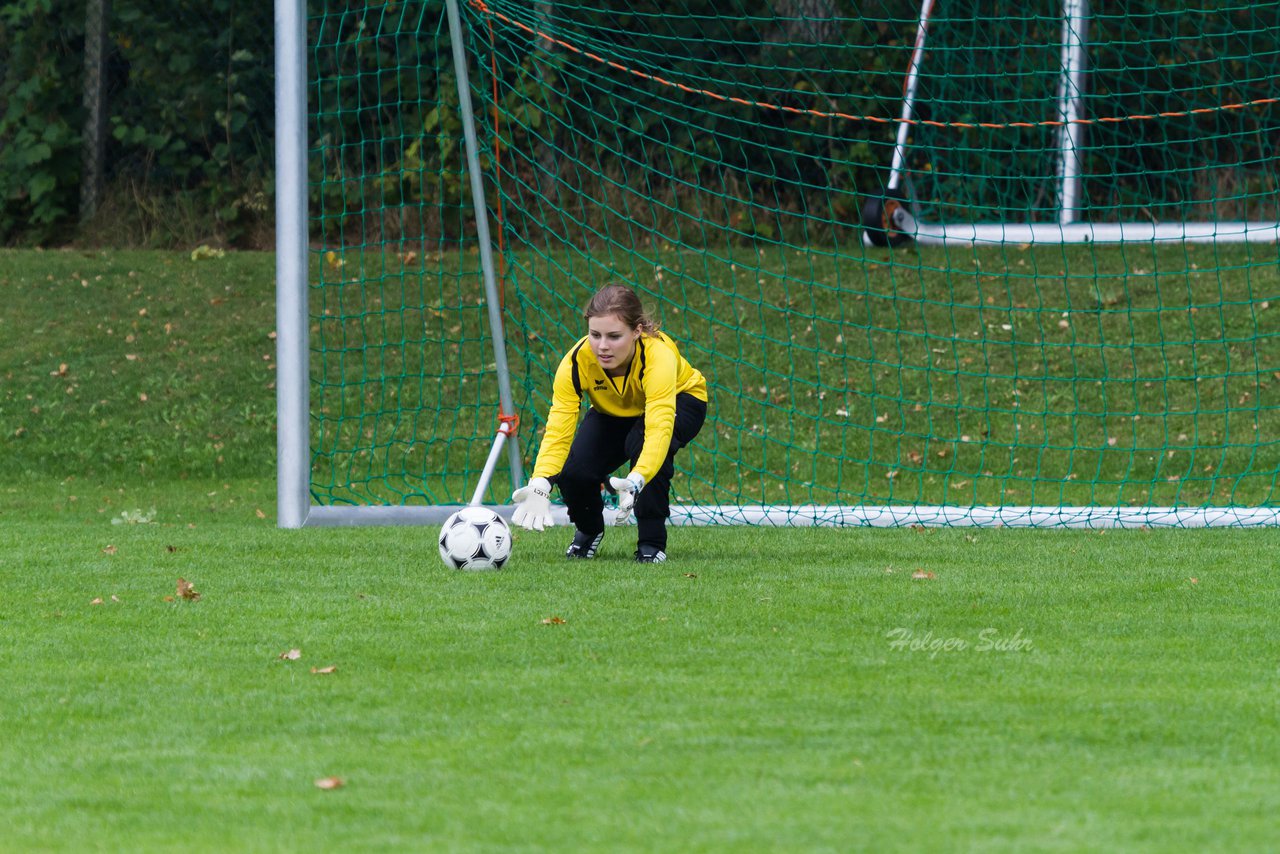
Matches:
[190,245,226,261]
[314,776,344,790]
[540,616,566,625]
[90,597,104,606]
[311,665,337,675]
[113,508,156,525]
[1189,577,1199,585]
[102,544,117,555]
[911,570,937,580]
[177,578,201,601]
[279,648,302,661]
[683,573,698,578]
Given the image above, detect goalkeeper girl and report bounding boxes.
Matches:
[510,284,708,563]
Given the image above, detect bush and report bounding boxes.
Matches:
[0,0,274,247]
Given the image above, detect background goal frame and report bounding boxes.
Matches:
[863,0,1280,248]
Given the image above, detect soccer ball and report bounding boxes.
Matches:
[438,506,512,570]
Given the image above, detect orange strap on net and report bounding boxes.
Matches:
[468,0,1277,132]
[498,412,520,436]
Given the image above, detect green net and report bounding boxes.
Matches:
[307,0,1280,525]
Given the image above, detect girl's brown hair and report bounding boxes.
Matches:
[583,284,659,335]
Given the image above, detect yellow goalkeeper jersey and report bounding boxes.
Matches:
[531,331,708,483]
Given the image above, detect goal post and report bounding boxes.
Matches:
[276,0,524,527]
[278,0,1280,529]
[275,0,308,529]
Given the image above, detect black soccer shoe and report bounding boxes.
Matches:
[634,544,667,563]
[566,529,604,559]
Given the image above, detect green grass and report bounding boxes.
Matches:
[2,513,1279,851]
[2,247,1280,850]
[0,248,276,482]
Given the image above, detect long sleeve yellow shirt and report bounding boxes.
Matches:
[530,331,708,483]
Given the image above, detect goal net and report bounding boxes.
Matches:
[280,0,1280,527]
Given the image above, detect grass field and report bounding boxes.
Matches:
[3,248,1280,850]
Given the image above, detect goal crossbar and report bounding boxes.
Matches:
[912,221,1280,246]
[301,505,1280,529]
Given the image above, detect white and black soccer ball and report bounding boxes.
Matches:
[438,506,512,570]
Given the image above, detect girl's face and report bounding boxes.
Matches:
[587,313,641,373]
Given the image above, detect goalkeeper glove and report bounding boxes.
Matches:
[511,477,554,531]
[608,472,646,525]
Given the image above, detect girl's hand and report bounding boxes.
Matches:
[609,472,645,525]
[511,477,555,531]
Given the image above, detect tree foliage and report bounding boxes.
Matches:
[0,0,273,245]
[1,1,1275,246]
[0,0,84,242]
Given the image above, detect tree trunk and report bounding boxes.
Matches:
[81,0,112,221]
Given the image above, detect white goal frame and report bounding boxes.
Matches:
[275,0,1280,529]
[275,0,524,529]
[870,0,1280,247]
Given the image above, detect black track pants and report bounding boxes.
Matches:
[554,393,707,550]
